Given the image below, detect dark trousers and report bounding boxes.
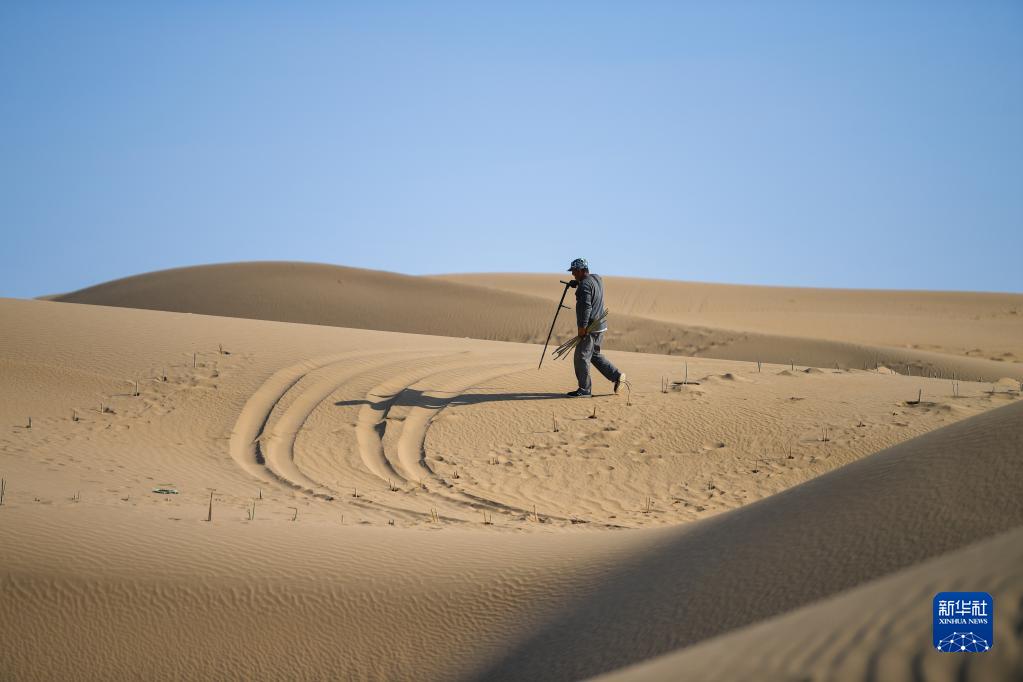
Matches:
[574,331,621,392]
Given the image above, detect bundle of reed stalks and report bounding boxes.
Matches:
[551,308,609,361]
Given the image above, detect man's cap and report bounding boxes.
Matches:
[568,257,589,271]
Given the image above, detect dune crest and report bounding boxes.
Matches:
[49,261,1023,382]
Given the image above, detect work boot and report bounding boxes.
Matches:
[566,388,592,398]
[613,373,627,395]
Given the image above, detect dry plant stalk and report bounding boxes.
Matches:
[551,308,610,361]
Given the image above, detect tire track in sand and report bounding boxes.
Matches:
[228,350,445,494]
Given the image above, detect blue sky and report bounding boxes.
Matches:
[1,1,1021,297]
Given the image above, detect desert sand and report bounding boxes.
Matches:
[53,262,1023,382]
[2,262,1021,680]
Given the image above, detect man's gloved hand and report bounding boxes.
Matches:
[568,280,578,288]
[578,327,587,338]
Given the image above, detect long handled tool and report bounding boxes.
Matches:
[538,280,575,369]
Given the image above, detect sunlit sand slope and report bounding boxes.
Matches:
[1,297,1019,680]
[50,261,1023,381]
[436,272,1023,364]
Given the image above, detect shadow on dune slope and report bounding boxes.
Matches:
[480,400,1023,681]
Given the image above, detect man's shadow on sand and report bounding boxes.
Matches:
[335,388,573,412]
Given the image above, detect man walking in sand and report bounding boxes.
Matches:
[566,258,626,397]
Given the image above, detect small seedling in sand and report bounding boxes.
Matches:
[388,519,395,526]
[340,514,344,525]
[206,491,215,522]
[820,426,830,443]
[757,360,762,373]
[246,500,257,521]
[531,504,540,523]
[552,413,559,433]
[589,406,597,419]
[480,509,493,525]
[71,491,80,502]
[387,478,399,492]
[133,380,139,397]
[26,417,31,429]
[258,487,262,500]
[161,368,168,382]
[193,353,197,368]
[218,344,224,355]
[72,409,78,422]
[290,507,299,522]
[430,508,439,523]
[352,487,360,498]
[907,389,922,406]
[790,360,795,371]
[451,470,459,480]
[643,497,653,514]
[1,477,5,505]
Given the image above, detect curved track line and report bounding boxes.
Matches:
[351,359,564,518]
[228,350,422,488]
[262,351,457,497]
[271,352,473,492]
[232,349,607,524]
[393,363,529,482]
[353,353,495,485]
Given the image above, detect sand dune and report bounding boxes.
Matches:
[50,262,1023,382]
[596,525,1023,682]
[1,295,1020,680]
[436,272,1023,365]
[481,398,1023,680]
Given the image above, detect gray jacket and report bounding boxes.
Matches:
[575,274,608,332]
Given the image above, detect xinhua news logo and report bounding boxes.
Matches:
[933,592,993,653]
